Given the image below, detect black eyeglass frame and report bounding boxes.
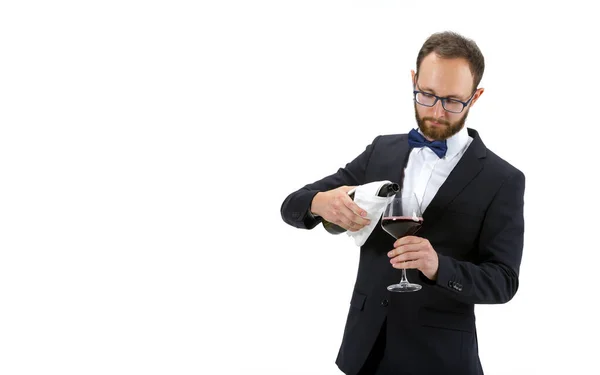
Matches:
[413,79,477,114]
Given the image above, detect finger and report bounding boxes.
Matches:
[340,217,358,231]
[337,216,364,232]
[350,213,371,227]
[392,259,421,269]
[329,199,363,228]
[342,195,368,218]
[388,244,422,258]
[390,251,423,265]
[345,218,370,232]
[340,185,356,194]
[339,205,371,227]
[347,224,364,232]
[394,235,424,248]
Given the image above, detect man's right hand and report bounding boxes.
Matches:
[310,186,371,232]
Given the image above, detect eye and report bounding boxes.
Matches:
[443,99,464,112]
[421,92,435,98]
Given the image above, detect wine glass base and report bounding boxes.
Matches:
[387,282,422,293]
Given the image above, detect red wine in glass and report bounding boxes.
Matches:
[381,193,424,292]
[381,216,423,238]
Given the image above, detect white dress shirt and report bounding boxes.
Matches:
[403,126,473,213]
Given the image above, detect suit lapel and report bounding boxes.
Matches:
[421,128,487,226]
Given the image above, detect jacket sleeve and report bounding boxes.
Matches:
[430,169,526,304]
[280,136,380,230]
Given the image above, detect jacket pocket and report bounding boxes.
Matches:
[419,306,474,333]
[349,291,367,311]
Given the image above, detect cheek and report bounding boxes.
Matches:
[447,113,461,122]
[450,112,467,124]
[416,106,430,118]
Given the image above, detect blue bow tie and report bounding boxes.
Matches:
[408,129,448,158]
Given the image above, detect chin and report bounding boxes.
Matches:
[418,124,443,140]
[413,104,469,141]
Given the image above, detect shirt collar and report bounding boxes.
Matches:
[417,125,470,159]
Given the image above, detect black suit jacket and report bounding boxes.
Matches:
[280,128,525,375]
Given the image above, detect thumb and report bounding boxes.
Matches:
[340,185,356,193]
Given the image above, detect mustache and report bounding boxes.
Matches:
[423,117,450,126]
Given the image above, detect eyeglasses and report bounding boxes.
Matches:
[413,82,476,114]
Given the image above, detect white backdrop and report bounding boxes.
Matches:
[1,1,598,374]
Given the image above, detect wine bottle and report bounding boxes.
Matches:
[322,182,400,235]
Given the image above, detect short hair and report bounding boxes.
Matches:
[416,31,485,91]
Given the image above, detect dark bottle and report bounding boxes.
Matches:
[322,182,400,235]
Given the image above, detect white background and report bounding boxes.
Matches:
[1,1,599,374]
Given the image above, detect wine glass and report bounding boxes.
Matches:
[381,192,424,292]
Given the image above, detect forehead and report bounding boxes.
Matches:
[417,53,474,96]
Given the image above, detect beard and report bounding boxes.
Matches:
[413,102,470,141]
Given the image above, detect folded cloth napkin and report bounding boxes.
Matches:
[346,180,396,247]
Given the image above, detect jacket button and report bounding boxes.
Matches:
[380,299,389,307]
[448,281,454,288]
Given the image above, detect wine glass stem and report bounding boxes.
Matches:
[400,269,409,285]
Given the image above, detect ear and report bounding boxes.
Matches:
[411,69,416,85]
[470,88,485,107]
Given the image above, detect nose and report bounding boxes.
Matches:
[432,99,446,118]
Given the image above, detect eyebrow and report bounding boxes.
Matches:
[418,85,465,101]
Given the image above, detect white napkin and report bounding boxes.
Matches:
[346,180,396,247]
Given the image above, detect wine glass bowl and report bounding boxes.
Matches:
[381,193,423,292]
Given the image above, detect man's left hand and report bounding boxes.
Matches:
[387,236,439,281]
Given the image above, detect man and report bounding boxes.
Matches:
[280,31,525,375]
